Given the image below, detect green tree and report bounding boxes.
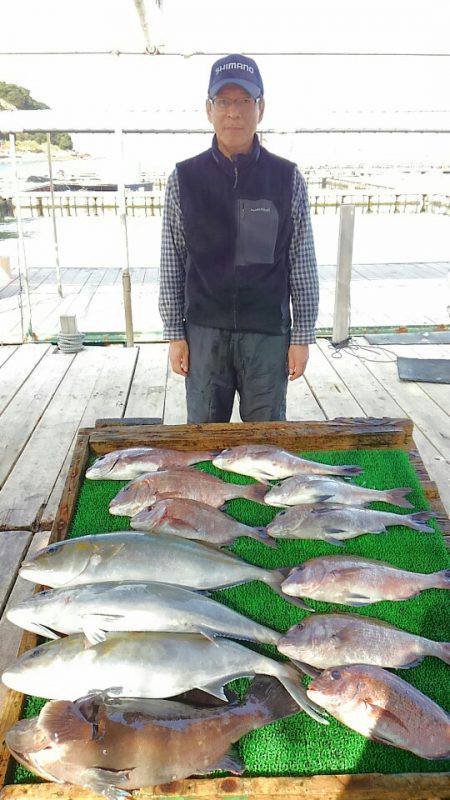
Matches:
[0,81,73,150]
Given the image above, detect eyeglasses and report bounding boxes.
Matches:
[210,96,260,112]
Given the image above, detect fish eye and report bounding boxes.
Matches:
[278,511,287,516]
[296,564,305,571]
[331,669,341,680]
[296,623,304,630]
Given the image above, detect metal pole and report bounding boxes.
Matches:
[115,125,134,347]
[332,203,355,345]
[46,133,63,297]
[9,133,34,341]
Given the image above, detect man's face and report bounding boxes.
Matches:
[206,84,264,156]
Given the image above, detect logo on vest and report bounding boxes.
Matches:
[215,62,255,75]
[250,207,270,212]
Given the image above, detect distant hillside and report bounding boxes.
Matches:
[0,81,73,151]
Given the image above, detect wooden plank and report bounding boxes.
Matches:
[355,338,450,461]
[0,350,75,490]
[0,531,32,617]
[316,340,450,513]
[40,348,138,528]
[390,343,450,415]
[1,773,449,799]
[0,348,115,529]
[125,343,168,419]
[50,433,90,543]
[286,376,327,421]
[163,369,187,424]
[0,530,50,680]
[0,344,50,416]
[303,345,363,418]
[87,417,414,455]
[0,346,17,370]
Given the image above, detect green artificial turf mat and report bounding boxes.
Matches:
[11,448,449,785]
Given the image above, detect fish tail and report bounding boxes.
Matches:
[190,450,221,463]
[428,569,450,590]
[405,511,436,533]
[278,674,329,724]
[430,641,450,664]
[243,483,270,503]
[243,676,300,726]
[269,571,314,611]
[251,527,277,549]
[383,488,414,509]
[333,465,363,476]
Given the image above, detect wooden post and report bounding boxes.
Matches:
[0,255,11,288]
[332,203,355,346]
[115,125,134,348]
[46,133,63,298]
[9,133,34,342]
[59,315,78,334]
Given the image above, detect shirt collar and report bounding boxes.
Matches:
[211,134,260,177]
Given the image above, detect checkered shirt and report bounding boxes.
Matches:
[158,162,319,344]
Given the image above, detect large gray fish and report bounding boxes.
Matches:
[86,447,217,480]
[18,532,307,608]
[281,554,450,606]
[7,580,282,646]
[213,444,362,481]
[265,475,413,509]
[278,613,450,670]
[110,469,268,516]
[5,678,299,799]
[2,632,328,723]
[307,664,450,760]
[267,504,434,545]
[130,497,275,548]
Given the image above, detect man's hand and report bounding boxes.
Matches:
[287,344,309,381]
[169,339,189,376]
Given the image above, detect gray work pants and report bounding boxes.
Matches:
[185,323,289,423]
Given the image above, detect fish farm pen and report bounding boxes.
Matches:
[0,416,448,799]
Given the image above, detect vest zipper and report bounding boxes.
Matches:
[233,163,239,330]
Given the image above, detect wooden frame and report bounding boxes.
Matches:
[1,417,449,799]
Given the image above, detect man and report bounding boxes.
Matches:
[159,54,319,423]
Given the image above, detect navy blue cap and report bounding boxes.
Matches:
[208,54,264,100]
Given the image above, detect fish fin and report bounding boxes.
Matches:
[289,659,322,679]
[397,656,424,669]
[384,488,414,509]
[81,613,124,645]
[253,527,278,548]
[337,465,363,476]
[204,747,245,775]
[370,733,400,748]
[196,626,220,645]
[316,494,334,502]
[243,483,270,503]
[83,767,133,800]
[364,702,409,731]
[38,700,94,743]
[280,677,329,724]
[197,680,228,701]
[324,535,346,547]
[15,621,61,640]
[345,594,372,606]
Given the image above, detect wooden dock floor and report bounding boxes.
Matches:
[0,339,448,682]
[0,261,448,343]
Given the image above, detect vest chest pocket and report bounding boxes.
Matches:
[236,198,279,266]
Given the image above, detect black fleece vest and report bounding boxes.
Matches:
[177,135,295,336]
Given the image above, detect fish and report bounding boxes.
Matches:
[109,469,268,516]
[5,677,300,798]
[267,504,435,545]
[213,444,362,481]
[281,554,450,606]
[86,447,217,480]
[7,580,283,646]
[130,497,275,548]
[307,664,450,760]
[18,532,308,609]
[2,632,328,723]
[264,475,414,509]
[277,612,450,670]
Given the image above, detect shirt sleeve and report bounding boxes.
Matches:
[288,166,319,345]
[158,168,187,340]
